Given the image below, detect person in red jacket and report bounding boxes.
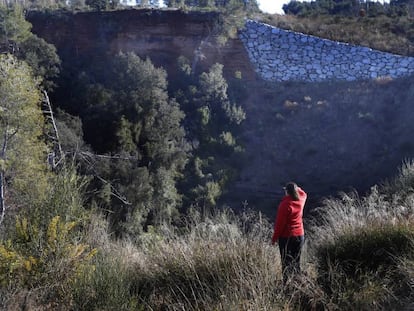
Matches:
[271,182,307,282]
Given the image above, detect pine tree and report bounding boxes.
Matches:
[176,62,245,209]
[71,53,189,235]
[0,54,49,226]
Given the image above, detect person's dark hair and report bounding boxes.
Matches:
[285,182,299,201]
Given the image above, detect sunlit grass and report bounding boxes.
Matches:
[69,160,414,310]
[4,161,414,310]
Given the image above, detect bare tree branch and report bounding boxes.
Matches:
[0,123,10,227]
[0,171,5,227]
[95,175,132,206]
[76,151,132,205]
[78,151,139,161]
[43,90,64,169]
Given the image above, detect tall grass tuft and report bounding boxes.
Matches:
[306,160,414,310]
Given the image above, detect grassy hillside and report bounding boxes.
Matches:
[256,13,414,57]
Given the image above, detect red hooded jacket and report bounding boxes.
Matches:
[272,187,307,244]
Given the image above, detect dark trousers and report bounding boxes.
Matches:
[278,235,304,283]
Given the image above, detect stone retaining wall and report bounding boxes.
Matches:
[239,20,414,82]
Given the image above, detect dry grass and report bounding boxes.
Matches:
[73,209,293,310]
[69,160,414,310]
[305,160,414,310]
[4,161,414,310]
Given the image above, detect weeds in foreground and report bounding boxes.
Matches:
[4,162,414,310]
[73,210,290,310]
[71,160,414,310]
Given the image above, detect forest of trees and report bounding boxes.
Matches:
[0,0,259,12]
[0,2,249,237]
[54,52,246,235]
[282,0,414,17]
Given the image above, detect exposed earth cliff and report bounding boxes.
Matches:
[28,9,414,215]
[28,9,256,81]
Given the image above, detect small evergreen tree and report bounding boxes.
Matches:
[18,35,61,91]
[176,62,245,209]
[0,54,49,225]
[67,53,189,235]
[85,0,108,10]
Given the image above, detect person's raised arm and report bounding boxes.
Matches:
[297,187,307,201]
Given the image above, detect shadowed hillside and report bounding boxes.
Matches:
[26,9,414,215]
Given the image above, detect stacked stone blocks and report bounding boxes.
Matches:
[239,20,414,82]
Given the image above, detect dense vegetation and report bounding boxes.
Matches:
[1,0,414,309]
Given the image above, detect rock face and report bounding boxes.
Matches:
[240,20,414,82]
[225,74,414,215]
[27,9,257,81]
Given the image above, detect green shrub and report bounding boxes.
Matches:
[303,161,414,310]
[308,220,414,310]
[0,216,96,308]
[316,223,414,276]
